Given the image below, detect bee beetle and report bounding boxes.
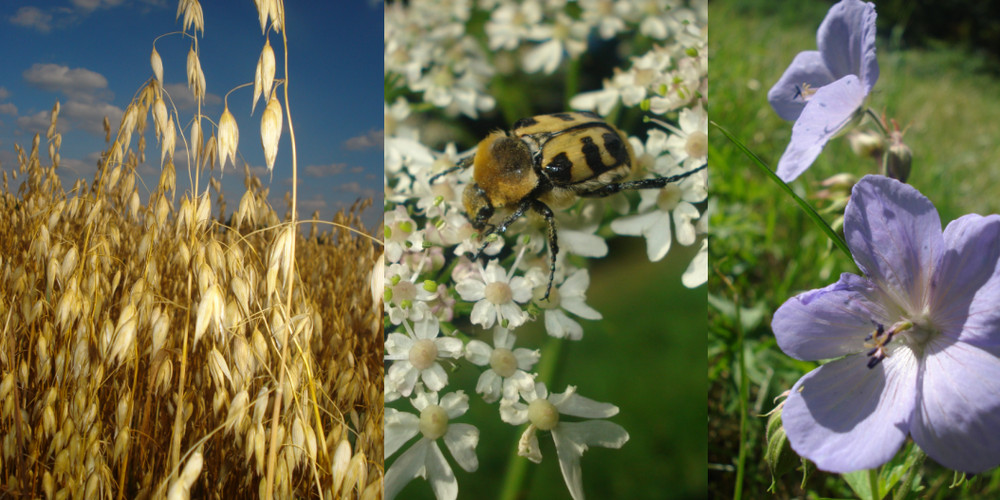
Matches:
[432,111,706,300]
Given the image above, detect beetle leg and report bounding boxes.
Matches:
[579,163,706,197]
[428,155,474,184]
[474,200,532,259]
[529,199,558,301]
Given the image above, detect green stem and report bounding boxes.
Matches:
[499,334,564,500]
[866,108,890,137]
[734,290,747,500]
[711,121,852,261]
[892,446,925,500]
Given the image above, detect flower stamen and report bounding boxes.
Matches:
[863,320,913,369]
[794,83,817,101]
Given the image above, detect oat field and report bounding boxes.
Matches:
[0,1,383,498]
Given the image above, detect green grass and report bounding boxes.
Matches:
[709,1,1000,498]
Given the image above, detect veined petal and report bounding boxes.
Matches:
[470,300,495,328]
[385,439,434,500]
[464,340,491,365]
[552,421,630,500]
[420,363,449,392]
[440,391,470,419]
[476,370,502,402]
[773,272,888,360]
[425,441,459,500]
[933,214,1000,346]
[435,336,465,358]
[817,0,878,92]
[846,176,943,314]
[775,74,866,182]
[385,408,420,458]
[554,390,619,419]
[911,337,1000,473]
[782,351,916,473]
[444,423,480,472]
[767,51,836,121]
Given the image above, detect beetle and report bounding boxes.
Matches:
[432,111,706,299]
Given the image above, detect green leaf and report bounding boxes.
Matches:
[710,121,852,260]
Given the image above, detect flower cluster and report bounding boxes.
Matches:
[384,0,708,498]
[765,0,1000,481]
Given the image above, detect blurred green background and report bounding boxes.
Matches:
[709,0,1000,498]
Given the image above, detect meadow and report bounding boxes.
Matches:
[0,1,382,498]
[709,1,1000,498]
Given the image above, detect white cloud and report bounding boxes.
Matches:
[17,111,52,135]
[59,152,103,179]
[298,197,328,213]
[71,0,127,11]
[343,128,383,151]
[9,7,52,33]
[0,87,11,100]
[23,63,109,101]
[304,162,347,178]
[0,103,17,116]
[62,99,123,135]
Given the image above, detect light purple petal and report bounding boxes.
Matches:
[773,272,888,361]
[768,51,836,121]
[911,338,1000,473]
[444,423,480,472]
[817,0,878,92]
[782,350,916,473]
[845,175,943,314]
[775,74,866,182]
[933,214,1000,346]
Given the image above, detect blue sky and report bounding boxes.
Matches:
[0,0,383,230]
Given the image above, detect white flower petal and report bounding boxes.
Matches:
[385,439,434,500]
[385,408,420,458]
[420,363,449,392]
[518,425,543,463]
[465,340,492,365]
[552,421,630,500]
[444,423,480,472]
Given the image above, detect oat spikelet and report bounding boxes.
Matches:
[166,450,203,500]
[186,46,205,103]
[253,39,276,113]
[162,115,176,166]
[176,0,204,36]
[151,46,164,83]
[194,284,223,349]
[217,105,239,169]
[260,96,282,172]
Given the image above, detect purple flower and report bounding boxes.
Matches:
[767,0,879,182]
[773,175,1000,474]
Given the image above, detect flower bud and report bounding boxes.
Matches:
[847,129,884,160]
[885,130,912,183]
[764,403,801,483]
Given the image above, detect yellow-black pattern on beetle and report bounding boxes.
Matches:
[432,111,706,299]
